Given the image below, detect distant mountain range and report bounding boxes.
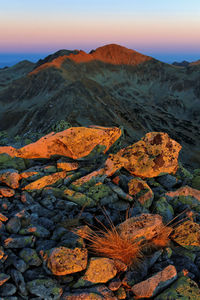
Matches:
[0,44,199,168]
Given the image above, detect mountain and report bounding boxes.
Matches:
[172,60,189,67]
[0,44,200,168]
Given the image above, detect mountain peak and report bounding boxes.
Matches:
[30,44,153,75]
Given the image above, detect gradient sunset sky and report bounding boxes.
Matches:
[0,0,200,66]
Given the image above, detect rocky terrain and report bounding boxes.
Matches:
[0,126,200,299]
[0,44,200,169]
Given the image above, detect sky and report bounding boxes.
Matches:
[0,0,200,67]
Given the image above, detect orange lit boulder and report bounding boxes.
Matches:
[117,213,172,244]
[0,169,20,189]
[23,171,67,191]
[47,247,88,275]
[128,178,154,208]
[0,126,121,160]
[105,132,181,178]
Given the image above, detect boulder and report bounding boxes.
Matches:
[0,126,121,159]
[105,132,181,178]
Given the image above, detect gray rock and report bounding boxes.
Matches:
[6,217,21,233]
[0,221,5,233]
[19,225,50,238]
[0,273,10,286]
[156,174,178,189]
[24,267,46,281]
[19,248,42,266]
[36,240,57,252]
[154,197,174,223]
[51,227,68,241]
[37,217,55,231]
[10,269,28,297]
[4,250,28,273]
[108,200,130,211]
[27,278,63,300]
[0,283,17,296]
[3,235,36,248]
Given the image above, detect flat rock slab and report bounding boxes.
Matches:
[47,247,88,275]
[23,171,67,191]
[132,265,177,298]
[171,220,200,251]
[0,126,121,159]
[105,132,181,178]
[154,276,200,299]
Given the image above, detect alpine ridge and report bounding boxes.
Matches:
[0,44,199,169]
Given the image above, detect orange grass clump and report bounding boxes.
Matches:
[81,225,142,267]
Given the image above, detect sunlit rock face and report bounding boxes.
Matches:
[0,126,121,159]
[105,132,181,178]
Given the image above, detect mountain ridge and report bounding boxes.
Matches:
[0,44,200,169]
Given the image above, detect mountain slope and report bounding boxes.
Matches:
[0,44,199,168]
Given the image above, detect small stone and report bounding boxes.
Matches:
[0,283,16,296]
[5,251,28,272]
[4,235,35,248]
[154,197,174,223]
[0,247,7,263]
[131,265,177,298]
[64,188,96,207]
[154,276,200,299]
[0,213,8,222]
[19,248,42,266]
[0,221,5,233]
[0,169,20,189]
[156,174,177,189]
[47,247,88,275]
[82,257,118,284]
[19,225,50,238]
[27,278,63,300]
[128,178,154,208]
[171,220,200,251]
[57,161,79,171]
[0,187,15,197]
[10,269,27,297]
[116,287,126,299]
[6,217,21,233]
[108,278,121,291]
[61,291,103,299]
[0,273,10,286]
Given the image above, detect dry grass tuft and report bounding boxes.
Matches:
[82,225,142,267]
